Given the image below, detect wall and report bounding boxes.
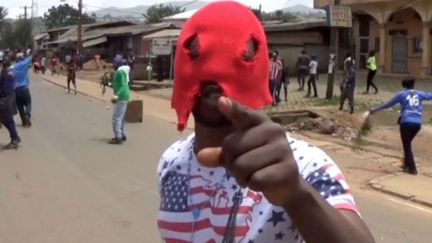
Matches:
[267,31,323,45]
[368,8,424,74]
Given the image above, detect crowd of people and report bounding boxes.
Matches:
[268,49,382,111]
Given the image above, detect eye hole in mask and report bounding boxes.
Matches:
[242,37,259,62]
[184,35,199,60]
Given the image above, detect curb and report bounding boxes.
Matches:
[368,174,432,208]
[41,76,108,103]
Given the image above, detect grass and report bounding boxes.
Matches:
[352,114,373,152]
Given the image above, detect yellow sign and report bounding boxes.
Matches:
[326,5,352,28]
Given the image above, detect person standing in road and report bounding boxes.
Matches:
[66,56,77,95]
[296,50,310,91]
[366,77,432,175]
[339,54,356,114]
[109,60,130,145]
[306,54,319,98]
[14,52,33,127]
[157,3,375,243]
[41,55,47,75]
[0,57,21,149]
[364,51,379,94]
[269,52,283,105]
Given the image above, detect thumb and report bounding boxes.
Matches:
[218,97,268,130]
[196,147,223,168]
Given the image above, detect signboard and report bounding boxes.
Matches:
[326,5,352,28]
[152,38,172,55]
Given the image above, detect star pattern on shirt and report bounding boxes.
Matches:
[275,231,285,240]
[306,169,346,199]
[267,210,286,227]
[158,135,356,243]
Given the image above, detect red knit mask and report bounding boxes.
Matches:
[172,1,272,131]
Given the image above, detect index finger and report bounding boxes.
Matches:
[218,97,269,130]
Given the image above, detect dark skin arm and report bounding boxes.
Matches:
[198,97,375,243]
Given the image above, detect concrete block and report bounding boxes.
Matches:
[125,100,143,123]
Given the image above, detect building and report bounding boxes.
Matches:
[264,19,351,73]
[315,0,432,75]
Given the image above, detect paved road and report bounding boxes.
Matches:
[0,76,430,243]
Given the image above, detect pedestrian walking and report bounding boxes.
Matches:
[14,52,33,127]
[364,51,379,94]
[365,77,432,175]
[339,53,356,114]
[158,2,375,243]
[0,57,21,149]
[306,54,318,98]
[94,53,101,70]
[296,50,310,91]
[66,57,77,95]
[109,60,130,145]
[269,52,283,105]
[41,55,47,75]
[276,58,289,102]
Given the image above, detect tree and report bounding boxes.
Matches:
[143,4,185,23]
[0,19,32,49]
[43,4,96,29]
[0,6,7,21]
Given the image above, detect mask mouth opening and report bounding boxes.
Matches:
[192,81,231,128]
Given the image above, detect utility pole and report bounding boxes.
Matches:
[77,0,83,54]
[20,6,29,20]
[325,0,341,100]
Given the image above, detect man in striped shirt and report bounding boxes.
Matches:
[269,52,283,105]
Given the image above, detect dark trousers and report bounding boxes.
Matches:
[297,69,307,90]
[400,123,421,171]
[276,79,288,101]
[1,117,19,141]
[366,70,378,93]
[340,87,355,113]
[16,86,32,125]
[269,79,278,104]
[67,76,77,92]
[307,74,318,97]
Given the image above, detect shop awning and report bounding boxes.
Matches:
[82,36,107,48]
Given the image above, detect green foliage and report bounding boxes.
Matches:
[143,4,185,23]
[0,19,32,49]
[43,4,96,29]
[250,6,297,22]
[100,71,114,95]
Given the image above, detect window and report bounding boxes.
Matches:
[413,37,423,53]
[375,37,380,52]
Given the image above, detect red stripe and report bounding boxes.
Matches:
[335,173,345,180]
[188,205,254,215]
[165,239,189,243]
[190,186,214,197]
[320,163,334,171]
[158,219,249,235]
[334,203,359,214]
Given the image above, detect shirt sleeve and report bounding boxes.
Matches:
[290,138,359,214]
[372,92,402,113]
[419,91,432,101]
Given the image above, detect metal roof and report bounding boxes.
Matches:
[142,29,181,40]
[263,19,327,32]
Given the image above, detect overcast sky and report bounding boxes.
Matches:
[3,0,313,19]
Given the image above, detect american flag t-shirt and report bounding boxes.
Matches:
[157,134,359,242]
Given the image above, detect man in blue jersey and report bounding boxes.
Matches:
[366,77,432,175]
[13,52,33,127]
